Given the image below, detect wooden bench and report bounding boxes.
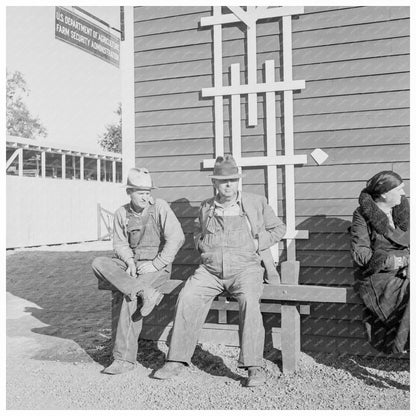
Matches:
[154,278,356,373]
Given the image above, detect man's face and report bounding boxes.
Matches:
[213,178,239,200]
[128,189,151,210]
[383,183,405,207]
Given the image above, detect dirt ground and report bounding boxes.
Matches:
[5,243,410,410]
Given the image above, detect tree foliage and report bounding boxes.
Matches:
[98,103,122,153]
[6,70,47,139]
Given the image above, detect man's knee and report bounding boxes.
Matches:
[177,283,203,308]
[238,292,261,308]
[91,256,109,273]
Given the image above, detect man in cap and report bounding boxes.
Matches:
[154,155,286,386]
[92,167,185,374]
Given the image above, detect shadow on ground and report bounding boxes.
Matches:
[6,250,242,381]
[6,249,408,388]
[310,352,409,391]
[7,250,114,364]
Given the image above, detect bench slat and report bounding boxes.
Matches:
[160,280,361,304]
[262,284,360,304]
[211,299,310,315]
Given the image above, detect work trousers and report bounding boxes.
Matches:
[92,256,170,363]
[167,265,264,367]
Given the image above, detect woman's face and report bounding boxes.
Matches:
[382,183,405,207]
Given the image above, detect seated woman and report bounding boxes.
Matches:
[349,171,409,354]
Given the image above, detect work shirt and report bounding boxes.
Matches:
[213,192,254,235]
[113,197,184,270]
[213,193,241,216]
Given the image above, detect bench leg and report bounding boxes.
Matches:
[281,304,300,373]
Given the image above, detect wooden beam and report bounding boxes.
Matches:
[281,304,300,372]
[203,154,307,168]
[202,80,305,97]
[230,63,241,158]
[112,160,116,183]
[61,154,66,179]
[282,15,298,262]
[6,148,21,170]
[200,6,304,27]
[228,6,254,28]
[159,281,357,306]
[213,6,224,157]
[41,151,46,178]
[97,158,101,182]
[247,6,257,125]
[282,230,309,239]
[265,60,278,215]
[18,148,23,176]
[261,284,354,304]
[80,156,84,180]
[211,299,310,315]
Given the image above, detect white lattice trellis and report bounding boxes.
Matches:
[200,6,310,282]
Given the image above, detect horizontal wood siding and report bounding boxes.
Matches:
[134,6,410,355]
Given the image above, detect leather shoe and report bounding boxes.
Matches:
[139,287,164,317]
[153,361,185,380]
[246,366,266,387]
[103,359,136,375]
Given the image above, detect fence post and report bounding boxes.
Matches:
[97,203,101,240]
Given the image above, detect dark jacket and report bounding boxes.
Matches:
[349,192,409,353]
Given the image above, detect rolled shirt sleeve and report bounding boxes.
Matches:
[113,206,135,264]
[151,199,185,270]
[257,198,286,251]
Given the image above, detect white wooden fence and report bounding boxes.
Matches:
[6,136,126,248]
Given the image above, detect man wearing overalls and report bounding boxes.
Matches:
[92,168,185,374]
[154,156,286,387]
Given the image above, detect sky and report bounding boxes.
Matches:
[6,6,122,153]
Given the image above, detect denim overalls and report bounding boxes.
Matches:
[168,205,265,367]
[92,204,170,363]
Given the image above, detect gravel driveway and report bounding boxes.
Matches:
[6,244,410,410]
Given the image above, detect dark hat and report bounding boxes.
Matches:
[209,155,244,180]
[123,168,158,190]
[365,171,402,197]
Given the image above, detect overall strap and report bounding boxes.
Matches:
[200,200,216,239]
[126,204,156,246]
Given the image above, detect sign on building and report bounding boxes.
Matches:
[55,6,120,67]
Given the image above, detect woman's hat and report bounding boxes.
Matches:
[209,155,244,179]
[124,168,158,190]
[365,171,402,197]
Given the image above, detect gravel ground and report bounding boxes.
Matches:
[6,245,410,410]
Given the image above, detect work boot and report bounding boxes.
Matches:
[139,287,164,317]
[103,359,136,375]
[153,361,185,380]
[246,366,266,387]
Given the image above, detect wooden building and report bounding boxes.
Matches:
[131,7,410,355]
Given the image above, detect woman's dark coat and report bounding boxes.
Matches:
[350,192,409,353]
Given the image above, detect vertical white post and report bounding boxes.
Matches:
[121,6,135,180]
[265,59,279,262]
[18,148,23,176]
[230,64,241,158]
[282,15,296,264]
[265,60,278,215]
[80,156,84,180]
[97,158,101,182]
[213,6,224,157]
[62,154,66,179]
[247,7,257,126]
[231,63,243,191]
[112,160,116,182]
[41,151,46,178]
